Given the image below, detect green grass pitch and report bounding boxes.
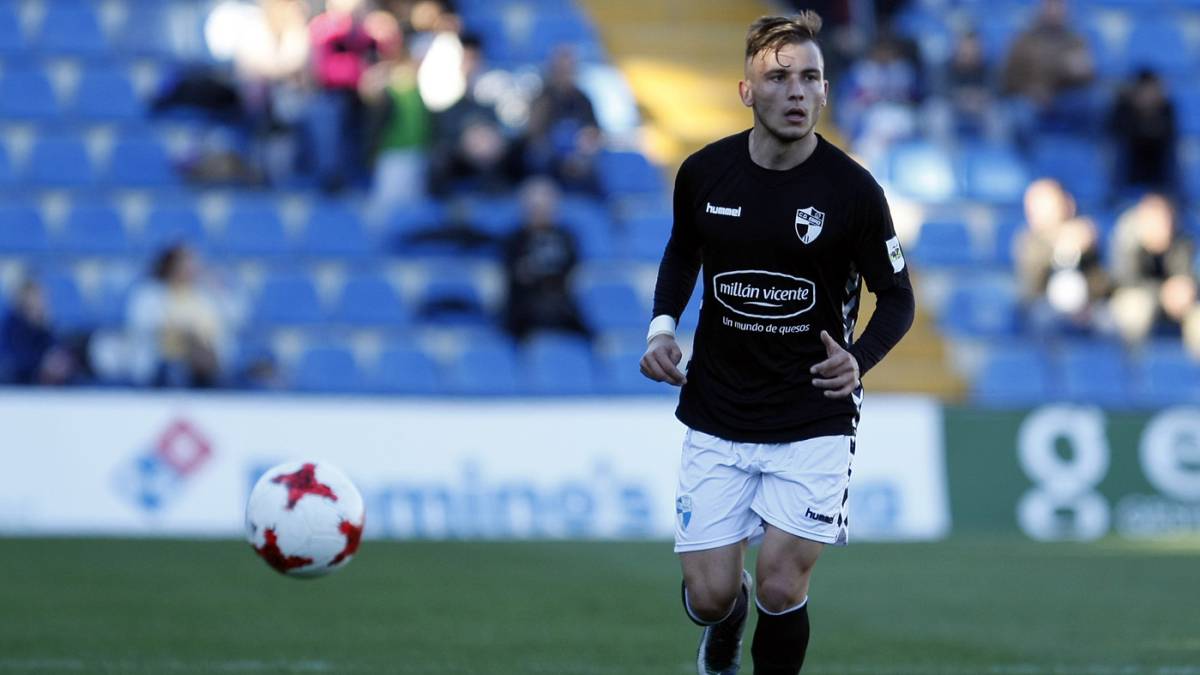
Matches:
[1,537,1198,674]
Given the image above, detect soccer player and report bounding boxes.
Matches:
[640,13,915,675]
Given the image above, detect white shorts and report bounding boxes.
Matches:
[674,428,854,552]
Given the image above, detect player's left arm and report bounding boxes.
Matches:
[811,184,916,399]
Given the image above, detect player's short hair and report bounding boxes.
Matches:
[744,12,823,63]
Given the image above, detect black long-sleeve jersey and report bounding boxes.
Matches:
[652,131,914,443]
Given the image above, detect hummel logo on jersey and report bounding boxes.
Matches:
[795,206,825,244]
[706,202,742,217]
[805,507,835,525]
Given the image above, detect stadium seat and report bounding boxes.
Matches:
[560,198,616,260]
[1057,340,1132,407]
[1031,135,1109,208]
[623,212,672,261]
[59,202,130,255]
[113,4,171,56]
[522,333,597,395]
[0,143,14,187]
[302,202,373,258]
[0,204,50,254]
[0,67,59,120]
[445,337,521,395]
[0,4,24,54]
[579,280,646,331]
[596,348,672,395]
[1175,84,1200,137]
[459,194,524,238]
[74,66,142,121]
[1125,17,1193,76]
[143,202,207,251]
[971,345,1055,407]
[26,136,96,187]
[40,272,92,332]
[887,142,958,203]
[913,220,975,268]
[415,275,488,325]
[385,199,446,242]
[35,3,108,55]
[596,151,665,199]
[292,346,364,393]
[331,275,408,327]
[963,145,1030,204]
[373,345,442,394]
[108,134,178,187]
[219,199,290,256]
[938,277,1021,337]
[253,275,324,326]
[1133,343,1200,407]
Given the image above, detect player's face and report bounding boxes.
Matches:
[739,41,828,144]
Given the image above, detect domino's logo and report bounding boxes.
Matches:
[113,420,213,513]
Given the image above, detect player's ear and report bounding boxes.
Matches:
[738,79,753,107]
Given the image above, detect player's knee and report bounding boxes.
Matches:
[685,582,740,622]
[756,574,809,614]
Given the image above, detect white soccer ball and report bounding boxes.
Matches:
[245,460,365,578]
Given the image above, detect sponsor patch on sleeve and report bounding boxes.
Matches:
[886,236,905,273]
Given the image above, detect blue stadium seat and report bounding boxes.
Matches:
[596,151,665,199]
[624,212,671,261]
[41,272,92,331]
[0,143,13,187]
[445,337,521,395]
[0,4,24,54]
[385,199,446,242]
[108,134,177,187]
[292,346,364,393]
[220,199,290,256]
[913,220,974,267]
[0,204,50,254]
[887,142,958,203]
[416,274,488,325]
[1175,85,1200,137]
[522,333,597,395]
[113,4,171,56]
[59,202,129,255]
[579,280,645,331]
[1126,17,1192,76]
[1133,343,1200,407]
[972,345,1055,407]
[1058,340,1132,407]
[253,274,324,326]
[143,202,207,251]
[963,145,1030,204]
[0,67,58,120]
[1031,135,1109,208]
[938,277,1020,337]
[26,136,96,187]
[302,202,373,258]
[332,275,408,327]
[74,66,142,121]
[35,3,107,55]
[373,345,442,394]
[459,195,524,237]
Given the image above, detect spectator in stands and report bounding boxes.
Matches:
[1108,193,1197,346]
[0,279,84,385]
[307,0,400,191]
[525,46,602,192]
[126,245,238,388]
[228,0,313,185]
[360,31,432,220]
[940,29,1005,141]
[1014,178,1110,335]
[1108,69,1177,198]
[840,33,919,165]
[1001,0,1095,136]
[429,34,522,196]
[502,177,591,341]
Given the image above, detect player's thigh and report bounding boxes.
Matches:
[674,429,761,554]
[756,524,824,611]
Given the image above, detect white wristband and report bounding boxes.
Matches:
[646,314,677,344]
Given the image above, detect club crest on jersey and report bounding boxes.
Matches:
[795,206,825,244]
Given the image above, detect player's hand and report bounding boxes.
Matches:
[811,330,859,399]
[640,334,687,386]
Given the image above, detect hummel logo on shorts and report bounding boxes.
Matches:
[805,507,834,525]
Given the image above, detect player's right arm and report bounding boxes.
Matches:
[641,159,702,386]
